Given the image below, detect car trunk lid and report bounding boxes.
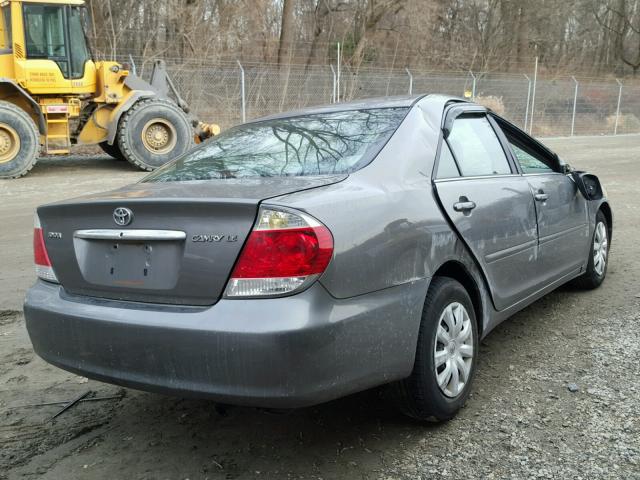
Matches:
[37,176,345,306]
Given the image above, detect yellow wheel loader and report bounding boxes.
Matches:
[0,0,219,179]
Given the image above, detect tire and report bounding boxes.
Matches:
[0,101,39,179]
[117,98,194,171]
[393,277,479,422]
[572,210,609,290]
[99,141,125,160]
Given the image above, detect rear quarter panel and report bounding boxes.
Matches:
[270,97,487,300]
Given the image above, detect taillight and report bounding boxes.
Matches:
[34,213,58,283]
[225,207,333,297]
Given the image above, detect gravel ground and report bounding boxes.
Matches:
[0,135,639,479]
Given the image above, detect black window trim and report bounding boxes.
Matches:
[486,114,524,175]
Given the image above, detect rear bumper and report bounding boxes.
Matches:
[24,279,428,408]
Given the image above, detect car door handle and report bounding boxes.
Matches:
[534,193,549,202]
[453,201,476,212]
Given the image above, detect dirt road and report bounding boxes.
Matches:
[1,136,639,479]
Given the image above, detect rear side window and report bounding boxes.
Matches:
[143,108,408,182]
[447,116,511,177]
[436,141,460,179]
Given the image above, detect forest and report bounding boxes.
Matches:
[85,0,640,77]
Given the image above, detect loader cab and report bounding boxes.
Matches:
[22,2,91,78]
[3,0,96,95]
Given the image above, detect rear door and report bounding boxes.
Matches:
[433,110,540,311]
[494,118,590,282]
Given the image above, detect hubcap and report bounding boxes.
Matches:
[0,123,20,164]
[593,221,608,276]
[141,118,177,154]
[434,302,474,398]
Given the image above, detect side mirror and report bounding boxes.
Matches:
[571,171,604,200]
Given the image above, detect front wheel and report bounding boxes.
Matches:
[572,210,609,289]
[117,98,194,171]
[393,277,478,422]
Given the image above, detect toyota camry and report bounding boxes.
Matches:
[24,95,611,421]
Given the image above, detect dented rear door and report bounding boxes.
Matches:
[433,113,542,311]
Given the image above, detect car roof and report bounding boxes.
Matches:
[247,94,436,123]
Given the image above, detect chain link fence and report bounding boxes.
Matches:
[131,57,640,137]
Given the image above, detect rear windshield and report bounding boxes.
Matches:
[142,107,408,182]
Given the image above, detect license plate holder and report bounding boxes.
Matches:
[74,239,183,290]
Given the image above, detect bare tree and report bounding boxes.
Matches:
[82,0,640,76]
[278,0,297,65]
[349,0,404,69]
[594,0,640,75]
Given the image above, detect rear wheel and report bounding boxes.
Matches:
[572,210,609,289]
[99,141,125,160]
[0,101,39,179]
[393,277,478,422]
[117,98,193,171]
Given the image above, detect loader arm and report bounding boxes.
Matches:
[75,62,155,146]
[77,60,219,146]
[148,60,220,141]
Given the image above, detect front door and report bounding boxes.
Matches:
[495,118,590,283]
[433,112,541,311]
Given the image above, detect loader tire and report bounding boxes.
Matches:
[117,98,194,171]
[0,100,39,179]
[99,141,125,160]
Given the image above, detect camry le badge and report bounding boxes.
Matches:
[113,207,133,226]
[192,234,238,243]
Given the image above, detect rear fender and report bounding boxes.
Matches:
[430,236,496,339]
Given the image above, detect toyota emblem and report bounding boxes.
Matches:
[113,207,133,226]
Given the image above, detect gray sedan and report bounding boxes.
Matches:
[24,95,611,421]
